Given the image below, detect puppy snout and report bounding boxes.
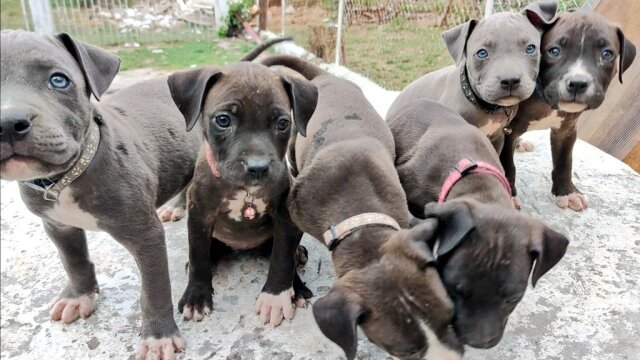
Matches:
[499,76,521,91]
[246,158,270,179]
[1,109,32,142]
[567,75,589,95]
[466,334,501,349]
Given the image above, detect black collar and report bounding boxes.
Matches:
[460,65,514,117]
[534,80,546,101]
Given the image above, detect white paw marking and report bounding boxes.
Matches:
[555,192,588,211]
[49,292,98,324]
[182,304,211,322]
[515,139,535,152]
[254,287,296,326]
[156,205,186,222]
[45,187,100,231]
[421,320,462,360]
[136,336,185,360]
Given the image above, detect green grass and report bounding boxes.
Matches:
[1,0,29,30]
[112,39,255,71]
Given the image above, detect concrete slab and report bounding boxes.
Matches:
[2,69,639,360]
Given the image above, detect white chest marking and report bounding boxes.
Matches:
[45,188,100,231]
[527,111,564,131]
[479,119,504,136]
[225,187,267,222]
[420,320,462,360]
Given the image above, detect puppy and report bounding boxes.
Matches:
[388,1,557,151]
[260,55,463,360]
[388,99,569,349]
[167,61,317,326]
[500,10,637,211]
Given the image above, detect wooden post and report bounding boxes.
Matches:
[28,0,55,35]
[335,0,345,65]
[259,0,268,31]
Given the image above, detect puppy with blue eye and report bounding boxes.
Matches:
[388,1,558,152]
[167,61,318,326]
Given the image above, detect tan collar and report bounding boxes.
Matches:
[22,116,101,201]
[322,212,401,251]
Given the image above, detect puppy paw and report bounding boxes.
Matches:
[555,192,588,211]
[515,139,535,152]
[512,196,522,210]
[295,245,308,267]
[255,288,296,326]
[178,282,213,322]
[135,335,185,360]
[156,204,186,222]
[50,292,98,324]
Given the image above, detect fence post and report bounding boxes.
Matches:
[28,0,55,35]
[335,0,345,66]
[484,0,494,17]
[19,0,31,31]
[259,0,268,30]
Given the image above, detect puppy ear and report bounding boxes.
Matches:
[529,225,569,287]
[281,75,318,137]
[442,20,478,65]
[167,68,223,131]
[424,201,475,257]
[404,218,439,268]
[523,1,558,31]
[616,27,636,83]
[313,287,366,360]
[55,33,121,101]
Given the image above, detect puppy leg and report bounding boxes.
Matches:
[157,188,187,222]
[550,123,588,211]
[178,200,218,322]
[107,217,184,360]
[44,221,99,323]
[500,133,521,209]
[255,203,312,326]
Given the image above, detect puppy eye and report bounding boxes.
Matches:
[505,295,522,304]
[547,47,561,58]
[601,49,614,60]
[214,114,231,128]
[525,44,537,55]
[475,49,489,59]
[49,73,71,90]
[276,117,290,132]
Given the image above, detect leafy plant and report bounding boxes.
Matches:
[218,0,254,37]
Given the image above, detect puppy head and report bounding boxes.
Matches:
[168,62,317,187]
[313,221,463,360]
[539,11,636,112]
[423,200,569,349]
[0,31,120,180]
[443,2,557,106]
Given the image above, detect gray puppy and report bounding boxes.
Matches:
[388,99,569,349]
[388,1,557,151]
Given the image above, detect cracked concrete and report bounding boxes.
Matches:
[2,67,640,360]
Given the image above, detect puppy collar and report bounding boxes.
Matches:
[534,80,546,102]
[22,114,101,201]
[460,66,515,130]
[322,213,401,251]
[204,143,221,177]
[438,159,511,203]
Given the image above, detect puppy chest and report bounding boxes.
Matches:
[44,188,100,231]
[221,188,268,222]
[527,111,564,131]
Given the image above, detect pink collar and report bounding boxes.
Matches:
[205,144,221,178]
[438,159,511,203]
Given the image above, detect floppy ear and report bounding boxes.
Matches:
[55,33,121,101]
[442,20,478,65]
[529,225,569,287]
[281,75,318,137]
[616,27,636,83]
[167,68,223,131]
[523,1,558,31]
[313,287,366,360]
[404,218,439,269]
[424,201,475,257]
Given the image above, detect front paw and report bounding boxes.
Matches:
[555,192,588,211]
[254,288,299,326]
[515,139,535,152]
[178,282,213,321]
[49,290,98,324]
[156,204,186,222]
[136,335,185,360]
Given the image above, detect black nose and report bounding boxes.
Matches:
[246,158,270,179]
[469,335,500,349]
[0,110,32,142]
[567,76,589,94]
[500,76,521,90]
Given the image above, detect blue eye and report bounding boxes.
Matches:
[548,47,561,57]
[214,114,231,128]
[601,49,614,60]
[276,117,290,132]
[49,73,70,89]
[526,44,537,55]
[475,49,489,59]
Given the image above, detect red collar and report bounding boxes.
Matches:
[205,143,221,178]
[438,159,511,203]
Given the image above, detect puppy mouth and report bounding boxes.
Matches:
[557,102,588,113]
[493,96,521,106]
[0,155,45,180]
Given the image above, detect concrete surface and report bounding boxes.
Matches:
[2,67,640,360]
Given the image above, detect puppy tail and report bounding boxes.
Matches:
[260,55,325,80]
[239,36,293,62]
